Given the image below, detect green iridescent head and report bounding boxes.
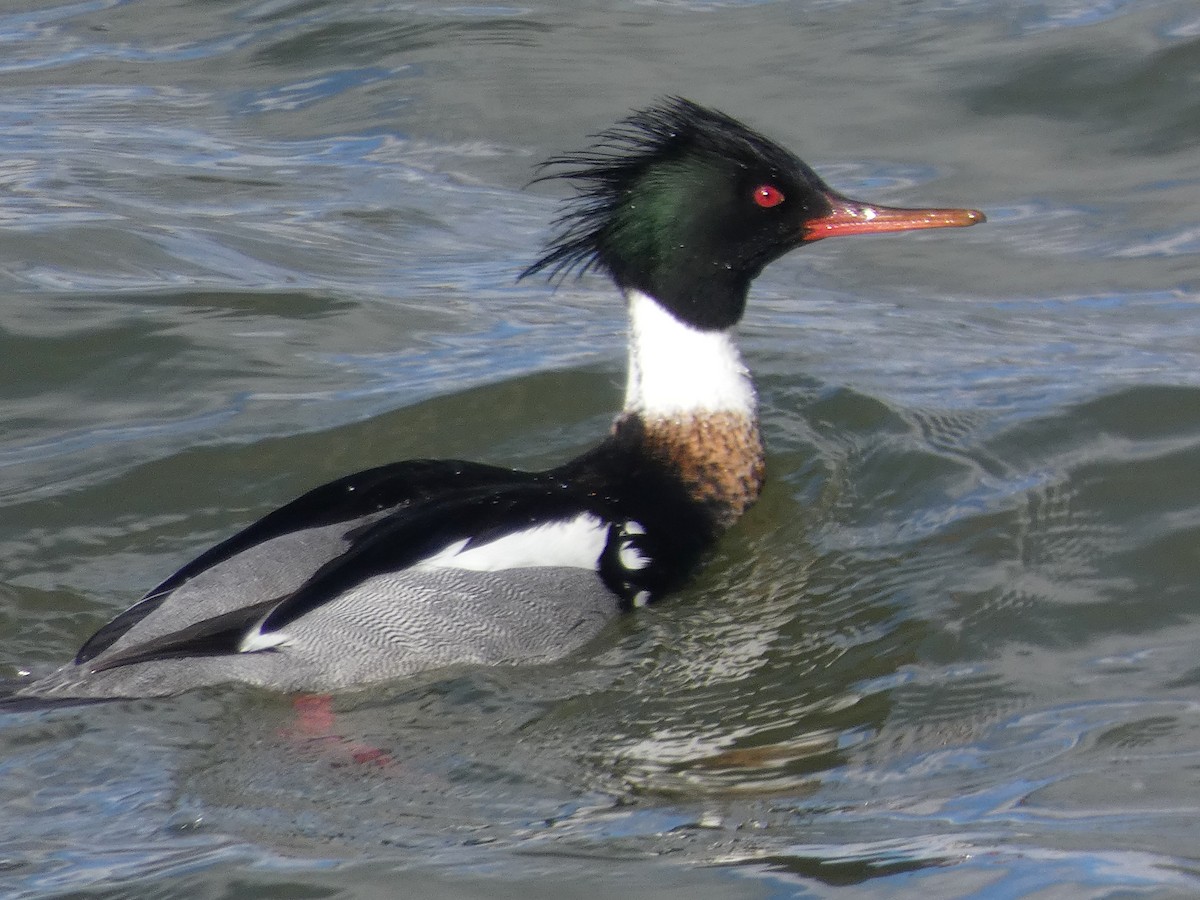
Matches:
[522,98,984,331]
[521,97,833,330]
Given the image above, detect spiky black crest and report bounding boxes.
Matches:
[521,97,817,284]
[518,98,829,329]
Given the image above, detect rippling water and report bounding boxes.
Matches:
[3,0,1200,897]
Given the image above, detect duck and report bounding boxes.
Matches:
[18,97,984,700]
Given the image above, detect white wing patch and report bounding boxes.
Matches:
[237,514,609,653]
[239,628,292,653]
[415,512,609,573]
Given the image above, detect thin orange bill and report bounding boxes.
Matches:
[803,191,986,241]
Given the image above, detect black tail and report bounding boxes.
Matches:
[0,679,112,713]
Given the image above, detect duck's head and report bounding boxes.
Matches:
[522,97,985,331]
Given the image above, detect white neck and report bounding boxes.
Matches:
[622,289,757,420]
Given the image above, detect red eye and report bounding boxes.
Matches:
[753,184,785,208]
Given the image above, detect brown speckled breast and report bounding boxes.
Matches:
[617,411,765,528]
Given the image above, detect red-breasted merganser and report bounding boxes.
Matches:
[20,98,984,699]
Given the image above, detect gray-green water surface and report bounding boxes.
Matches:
[2,0,1200,897]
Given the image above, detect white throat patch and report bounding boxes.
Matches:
[623,289,757,420]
